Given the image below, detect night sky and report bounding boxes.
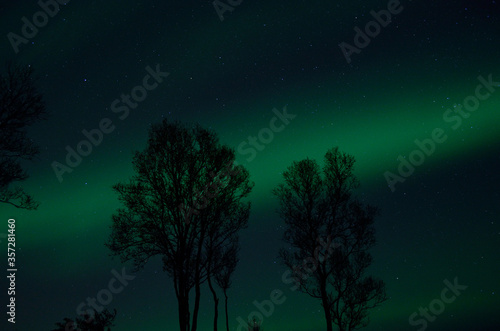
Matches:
[1,0,499,330]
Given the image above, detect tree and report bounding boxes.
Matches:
[203,185,245,331]
[247,317,262,331]
[205,233,240,331]
[52,308,117,331]
[273,147,387,331]
[214,240,238,331]
[0,63,46,210]
[106,119,252,331]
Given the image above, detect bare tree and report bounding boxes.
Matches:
[247,317,262,331]
[214,240,238,331]
[106,119,252,331]
[205,233,239,331]
[52,308,117,331]
[203,182,245,331]
[0,63,47,210]
[273,147,387,331]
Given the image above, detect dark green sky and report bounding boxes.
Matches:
[1,0,499,330]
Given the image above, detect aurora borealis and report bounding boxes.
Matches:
[1,0,499,330]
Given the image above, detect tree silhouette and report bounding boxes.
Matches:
[52,308,117,331]
[273,147,387,331]
[204,191,245,331]
[206,231,240,331]
[247,317,262,331]
[214,240,238,331]
[0,63,46,210]
[106,119,252,331]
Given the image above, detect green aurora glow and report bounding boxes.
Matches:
[0,1,499,330]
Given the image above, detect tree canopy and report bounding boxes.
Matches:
[106,119,252,331]
[52,308,117,331]
[0,63,47,210]
[274,147,387,331]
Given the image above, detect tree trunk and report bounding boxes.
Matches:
[177,290,190,331]
[191,225,207,331]
[207,274,219,331]
[191,269,201,331]
[223,289,229,331]
[321,282,333,331]
[191,219,208,331]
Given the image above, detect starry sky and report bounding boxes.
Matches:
[0,0,499,330]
